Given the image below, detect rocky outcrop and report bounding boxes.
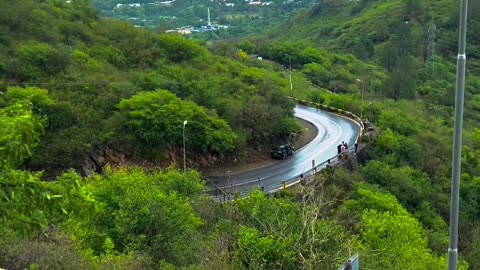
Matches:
[80,144,225,177]
[81,145,129,177]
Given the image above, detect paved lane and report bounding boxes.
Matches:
[207,104,361,194]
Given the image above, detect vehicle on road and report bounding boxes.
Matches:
[271,143,294,159]
[362,119,374,131]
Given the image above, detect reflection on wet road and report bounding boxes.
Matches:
[207,104,361,193]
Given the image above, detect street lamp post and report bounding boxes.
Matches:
[183,120,188,173]
[369,101,373,122]
[448,0,468,269]
[356,79,365,119]
[287,54,293,97]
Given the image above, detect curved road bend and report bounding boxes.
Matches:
[207,104,361,194]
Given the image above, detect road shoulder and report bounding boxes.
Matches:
[201,118,318,177]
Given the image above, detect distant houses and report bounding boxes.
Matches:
[110,0,298,33]
[115,1,176,9]
[247,1,274,6]
[149,1,175,7]
[113,0,286,11]
[116,3,141,8]
[113,0,281,10]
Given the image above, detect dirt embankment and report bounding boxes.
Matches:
[80,119,317,177]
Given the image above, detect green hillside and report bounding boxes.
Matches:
[268,0,480,58]
[227,0,480,268]
[236,0,480,115]
[0,0,299,175]
[2,0,480,269]
[249,0,480,132]
[91,0,317,39]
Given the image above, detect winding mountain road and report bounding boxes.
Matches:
[207,104,361,195]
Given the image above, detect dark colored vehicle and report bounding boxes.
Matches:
[362,120,374,131]
[271,144,294,159]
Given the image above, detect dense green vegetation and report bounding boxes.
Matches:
[241,0,480,102]
[2,0,480,269]
[0,107,453,268]
[234,0,480,268]
[0,0,297,175]
[91,0,316,39]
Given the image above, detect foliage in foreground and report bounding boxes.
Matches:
[118,90,237,153]
[0,93,466,269]
[0,0,296,175]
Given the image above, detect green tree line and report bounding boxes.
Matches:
[0,0,297,176]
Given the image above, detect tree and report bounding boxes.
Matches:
[157,34,207,63]
[118,90,237,153]
[360,161,430,211]
[302,63,330,88]
[344,185,449,269]
[235,226,296,269]
[352,39,369,61]
[383,55,417,100]
[68,167,204,266]
[405,0,423,16]
[376,42,398,73]
[360,209,447,269]
[0,94,90,238]
[233,189,356,269]
[0,102,44,169]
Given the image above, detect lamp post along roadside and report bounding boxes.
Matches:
[289,55,293,97]
[356,79,365,119]
[448,0,468,269]
[183,120,188,173]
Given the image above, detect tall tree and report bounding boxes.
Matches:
[376,42,398,73]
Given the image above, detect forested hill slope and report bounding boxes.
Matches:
[237,0,480,111]
[226,1,480,268]
[267,0,480,61]
[0,0,296,175]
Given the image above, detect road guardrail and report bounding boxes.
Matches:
[207,98,365,202]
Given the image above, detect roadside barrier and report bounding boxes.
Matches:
[207,98,365,202]
[207,147,358,202]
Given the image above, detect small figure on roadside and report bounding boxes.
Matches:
[341,144,346,160]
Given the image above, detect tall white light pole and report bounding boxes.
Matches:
[448,0,468,269]
[356,79,365,119]
[183,120,188,173]
[287,54,293,97]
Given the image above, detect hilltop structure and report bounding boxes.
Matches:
[167,7,229,34]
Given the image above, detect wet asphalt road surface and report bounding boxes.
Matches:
[206,105,361,194]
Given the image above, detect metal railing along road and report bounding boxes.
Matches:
[207,146,359,202]
[206,99,365,202]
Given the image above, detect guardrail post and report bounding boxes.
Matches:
[282,181,287,190]
[345,260,353,270]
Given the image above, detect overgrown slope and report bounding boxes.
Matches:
[0,0,297,175]
[268,0,480,59]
